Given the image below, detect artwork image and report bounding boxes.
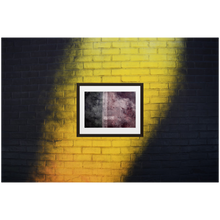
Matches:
[85,92,136,128]
[77,83,143,137]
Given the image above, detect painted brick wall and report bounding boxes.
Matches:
[2,38,218,182]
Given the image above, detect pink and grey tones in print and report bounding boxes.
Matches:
[85,92,136,128]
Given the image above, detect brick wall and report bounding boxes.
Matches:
[2,38,218,182]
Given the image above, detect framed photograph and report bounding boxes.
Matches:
[77,83,143,137]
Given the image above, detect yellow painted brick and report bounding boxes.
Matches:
[144,111,150,118]
[93,169,111,175]
[44,146,63,153]
[102,148,120,154]
[144,98,150,103]
[112,68,149,75]
[94,69,111,75]
[84,76,102,83]
[121,62,139,68]
[93,155,111,162]
[111,155,130,161]
[83,49,101,56]
[73,168,92,175]
[139,35,157,41]
[75,70,93,76]
[151,69,168,75]
[56,154,74,161]
[121,48,138,54]
[131,139,143,146]
[140,62,158,68]
[102,76,121,83]
[159,76,176,83]
[151,97,168,103]
[150,41,166,47]
[121,147,141,154]
[121,76,140,82]
[64,91,76,98]
[139,48,157,54]
[94,42,111,48]
[83,148,101,154]
[150,111,160,117]
[38,153,55,161]
[149,55,167,61]
[74,155,92,161]
[93,140,111,147]
[144,90,159,97]
[93,55,111,62]
[102,176,120,182]
[74,140,92,147]
[65,63,83,70]
[159,90,174,96]
[167,41,185,47]
[141,75,159,82]
[75,55,93,62]
[45,132,63,140]
[102,48,120,55]
[54,124,73,132]
[56,98,75,105]
[139,38,157,41]
[157,35,174,41]
[112,55,130,61]
[158,48,176,54]
[65,161,82,168]
[150,83,168,89]
[83,162,102,168]
[83,35,101,42]
[119,38,138,41]
[112,169,128,176]
[157,38,175,41]
[46,175,64,182]
[84,62,102,69]
[55,140,73,147]
[121,162,133,168]
[63,147,81,154]
[148,118,160,125]
[86,176,102,182]
[63,175,82,182]
[112,140,130,147]
[80,42,93,49]
[102,62,121,68]
[46,161,65,168]
[131,42,149,47]
[102,35,119,41]
[36,167,55,175]
[55,167,72,175]
[102,162,120,169]
[130,55,148,61]
[144,103,160,110]
[158,61,176,68]
[112,42,130,47]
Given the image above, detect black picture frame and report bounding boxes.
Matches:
[77,83,143,137]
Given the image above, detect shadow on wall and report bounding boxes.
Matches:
[125,38,218,182]
[2,38,80,182]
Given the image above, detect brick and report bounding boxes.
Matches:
[55,168,72,175]
[74,155,92,161]
[82,148,101,154]
[56,154,73,161]
[93,55,111,62]
[94,69,111,75]
[121,48,138,54]
[84,76,102,82]
[111,155,130,162]
[93,140,111,147]
[112,42,130,47]
[121,62,139,68]
[112,140,130,147]
[65,162,82,168]
[102,48,120,55]
[83,49,101,56]
[102,148,120,154]
[150,41,166,47]
[102,162,120,169]
[102,62,121,68]
[131,42,149,47]
[121,76,140,82]
[140,62,158,68]
[83,162,102,168]
[150,83,168,89]
[102,38,119,41]
[112,55,130,61]
[84,62,102,69]
[93,169,111,176]
[102,76,121,82]
[93,155,111,162]
[94,42,111,48]
[46,161,64,167]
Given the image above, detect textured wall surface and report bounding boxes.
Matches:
[2,38,218,182]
